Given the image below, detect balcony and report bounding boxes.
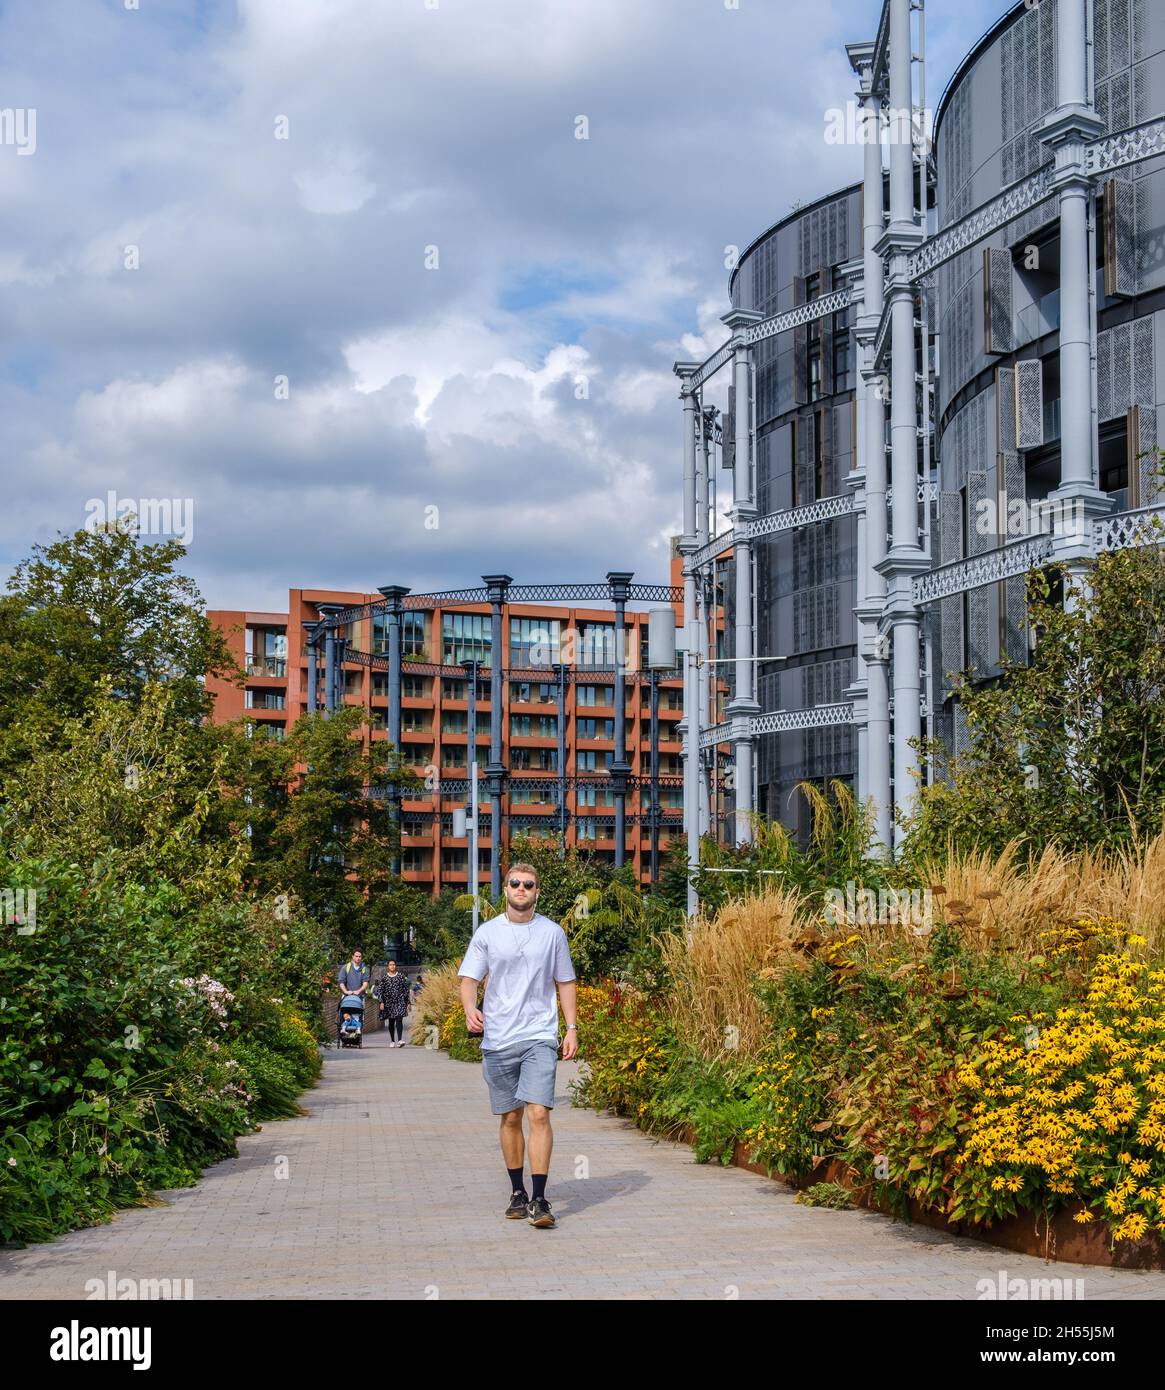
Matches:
[246,657,286,678]
[245,691,286,711]
[1014,288,1060,348]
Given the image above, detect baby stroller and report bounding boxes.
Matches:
[338,993,365,1048]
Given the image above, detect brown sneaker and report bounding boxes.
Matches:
[527,1197,555,1228]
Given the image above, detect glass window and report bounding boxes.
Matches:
[509,715,558,738]
[832,317,850,388]
[510,617,560,667]
[442,613,492,667]
[578,623,616,668]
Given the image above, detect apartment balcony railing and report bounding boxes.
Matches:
[246,656,286,677]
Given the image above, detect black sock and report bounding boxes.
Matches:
[531,1173,547,1202]
[507,1167,526,1195]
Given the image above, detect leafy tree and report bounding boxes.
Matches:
[248,707,421,955]
[412,888,478,966]
[904,535,1165,858]
[6,678,248,900]
[0,524,235,776]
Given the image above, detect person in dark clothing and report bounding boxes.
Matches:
[374,960,411,1046]
[336,949,370,1030]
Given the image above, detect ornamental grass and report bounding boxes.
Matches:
[658,887,804,1062]
[905,831,1165,955]
[410,962,465,1045]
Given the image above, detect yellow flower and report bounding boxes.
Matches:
[1073,1210,1094,1224]
[1113,1213,1149,1241]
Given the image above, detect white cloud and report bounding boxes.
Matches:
[294,150,376,215]
[1,0,1004,609]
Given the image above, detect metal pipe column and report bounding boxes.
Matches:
[607,571,633,870]
[649,668,660,883]
[378,586,409,880]
[554,662,568,846]
[482,574,512,899]
[465,658,478,893]
[324,627,336,715]
[720,310,763,846]
[855,54,892,853]
[304,621,319,715]
[882,0,926,846]
[673,362,701,916]
[696,410,712,838]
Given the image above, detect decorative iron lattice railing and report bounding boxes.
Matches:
[747,493,856,541]
[699,702,854,749]
[1093,503,1165,552]
[752,703,854,736]
[1085,116,1165,176]
[912,506,1165,605]
[912,534,1055,605]
[681,290,851,395]
[319,583,685,630]
[907,165,1056,282]
[740,289,851,348]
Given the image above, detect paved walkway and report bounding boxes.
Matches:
[3,1025,1164,1300]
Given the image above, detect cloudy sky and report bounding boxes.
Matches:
[1,0,1001,611]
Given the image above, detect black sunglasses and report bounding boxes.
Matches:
[508,878,536,890]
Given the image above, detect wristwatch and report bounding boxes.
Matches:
[565,1024,578,1031]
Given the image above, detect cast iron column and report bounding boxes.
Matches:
[317,604,344,717]
[696,409,712,838]
[1041,0,1108,604]
[552,662,568,848]
[649,667,660,883]
[304,620,320,716]
[378,586,409,880]
[720,308,763,845]
[464,657,478,895]
[607,571,633,869]
[848,39,892,854]
[482,574,512,898]
[875,0,928,848]
[674,362,700,916]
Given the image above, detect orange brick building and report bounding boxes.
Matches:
[207,549,730,896]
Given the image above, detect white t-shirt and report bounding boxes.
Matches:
[457,911,576,1053]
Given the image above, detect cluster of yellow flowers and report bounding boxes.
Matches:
[743,1030,809,1160]
[955,917,1165,1240]
[633,1039,667,1078]
[575,984,610,1022]
[439,1002,461,1050]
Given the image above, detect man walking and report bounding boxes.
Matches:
[336,949,370,1028]
[337,949,370,1000]
[458,862,577,1228]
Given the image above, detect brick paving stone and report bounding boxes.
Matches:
[2,1025,1164,1300]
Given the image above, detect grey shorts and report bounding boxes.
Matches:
[481,1038,559,1114]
